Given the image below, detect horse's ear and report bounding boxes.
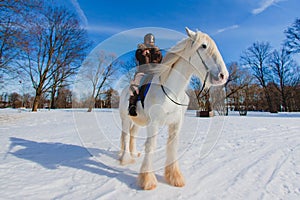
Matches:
[185,27,196,38]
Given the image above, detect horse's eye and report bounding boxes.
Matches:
[202,44,207,49]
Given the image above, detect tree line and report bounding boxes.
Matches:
[1,0,299,112]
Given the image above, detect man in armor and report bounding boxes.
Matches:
[128,33,163,116]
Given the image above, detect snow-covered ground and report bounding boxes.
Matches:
[0,108,299,200]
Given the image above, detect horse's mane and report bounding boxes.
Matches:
[159,38,188,84]
[160,32,205,84]
[158,31,218,84]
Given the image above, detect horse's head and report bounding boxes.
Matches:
[185,27,228,87]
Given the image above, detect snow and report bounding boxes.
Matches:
[1,108,299,199]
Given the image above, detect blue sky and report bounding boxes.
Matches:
[64,0,299,63]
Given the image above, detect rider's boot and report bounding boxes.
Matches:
[128,92,138,116]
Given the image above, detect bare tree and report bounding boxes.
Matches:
[288,84,300,111]
[269,48,299,111]
[1,1,21,72]
[0,17,20,73]
[0,0,41,79]
[224,62,252,110]
[55,87,72,108]
[225,62,252,97]
[82,51,118,112]
[190,75,210,110]
[10,92,22,108]
[210,86,226,115]
[49,58,84,109]
[99,88,119,108]
[240,42,276,112]
[119,55,137,84]
[17,4,90,111]
[285,18,300,54]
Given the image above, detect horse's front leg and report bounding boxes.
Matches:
[129,124,141,158]
[120,119,135,165]
[165,122,185,187]
[138,125,158,190]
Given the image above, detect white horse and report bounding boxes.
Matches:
[119,28,229,190]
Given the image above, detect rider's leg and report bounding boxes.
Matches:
[128,72,144,116]
[128,91,138,116]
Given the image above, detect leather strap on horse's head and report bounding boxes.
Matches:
[189,48,210,99]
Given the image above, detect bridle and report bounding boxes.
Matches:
[161,45,210,106]
[195,50,210,99]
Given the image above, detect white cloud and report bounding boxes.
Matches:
[86,25,124,34]
[216,25,239,34]
[70,0,88,27]
[252,0,285,15]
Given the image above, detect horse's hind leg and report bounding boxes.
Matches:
[129,124,141,158]
[120,118,135,165]
[165,123,185,187]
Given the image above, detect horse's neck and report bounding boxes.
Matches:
[163,58,193,97]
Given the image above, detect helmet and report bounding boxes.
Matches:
[144,33,155,44]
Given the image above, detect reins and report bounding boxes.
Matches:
[195,50,209,99]
[160,85,189,106]
[196,71,209,99]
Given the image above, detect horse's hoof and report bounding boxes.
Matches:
[120,159,135,166]
[165,164,185,187]
[131,151,141,158]
[119,154,135,165]
[138,172,157,190]
[118,150,123,157]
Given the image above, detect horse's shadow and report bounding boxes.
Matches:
[7,137,140,190]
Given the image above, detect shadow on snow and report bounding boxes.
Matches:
[8,137,140,190]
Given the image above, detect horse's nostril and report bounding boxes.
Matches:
[219,73,224,80]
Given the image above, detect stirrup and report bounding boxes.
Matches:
[128,105,137,116]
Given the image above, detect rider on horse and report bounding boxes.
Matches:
[128,33,163,116]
